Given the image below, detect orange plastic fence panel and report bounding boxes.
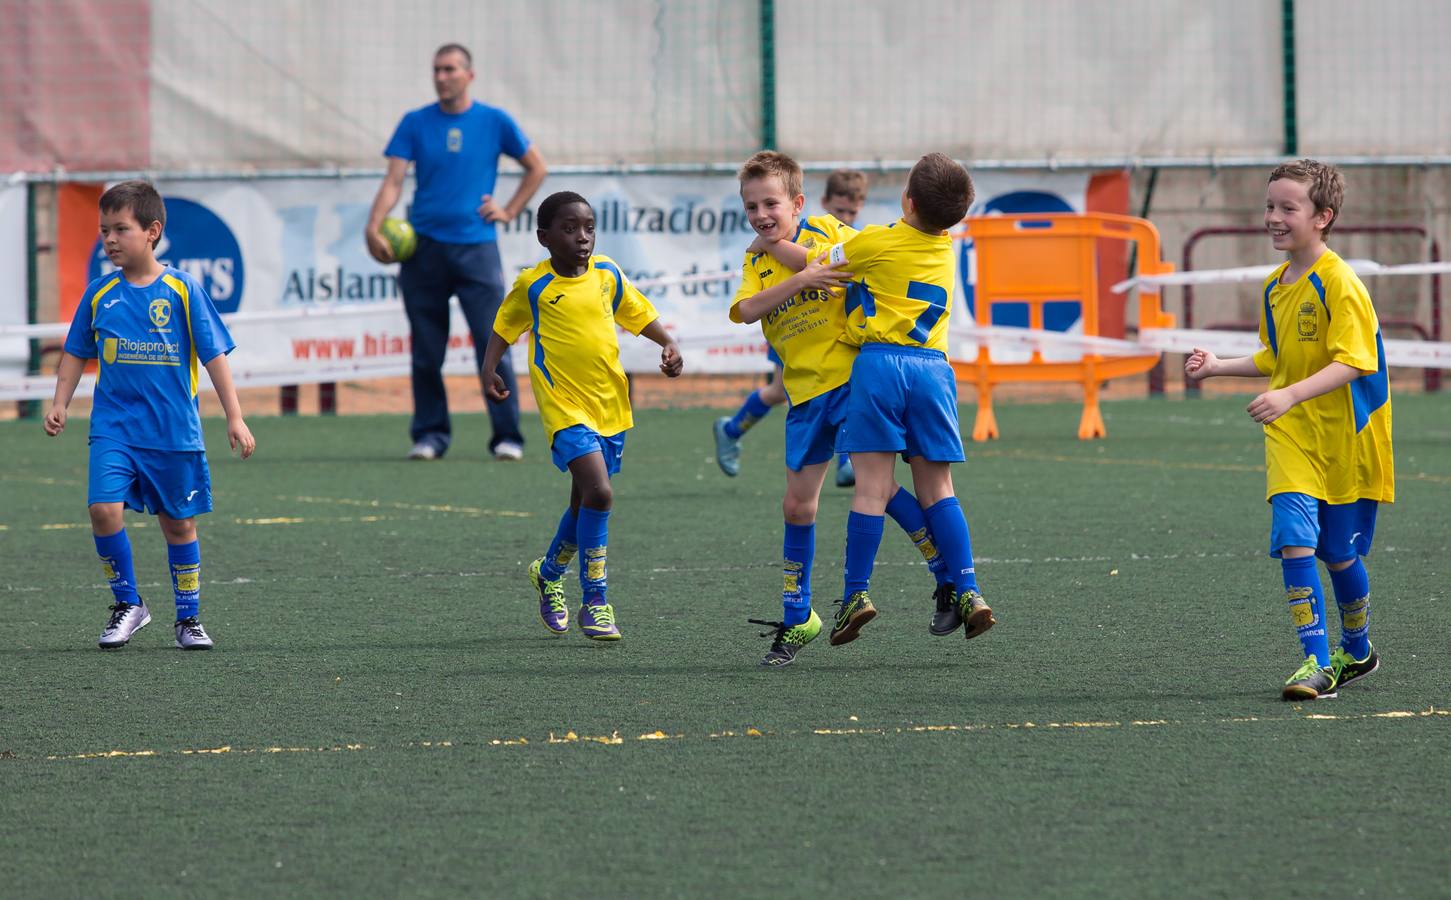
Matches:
[952,212,1175,440]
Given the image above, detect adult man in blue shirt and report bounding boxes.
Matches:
[366,43,548,461]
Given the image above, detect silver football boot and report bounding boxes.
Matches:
[98,600,151,649]
[174,617,215,650]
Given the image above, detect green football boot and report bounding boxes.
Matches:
[957,589,996,640]
[750,610,823,667]
[1330,645,1380,689]
[1282,655,1339,701]
[829,591,877,646]
[528,558,569,635]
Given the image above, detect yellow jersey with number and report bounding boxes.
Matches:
[729,214,858,404]
[814,219,956,352]
[495,255,659,441]
[1252,250,1393,503]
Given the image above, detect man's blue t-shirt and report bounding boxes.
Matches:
[63,267,235,452]
[384,101,530,245]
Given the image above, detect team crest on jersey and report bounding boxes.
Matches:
[447,127,463,152]
[149,298,172,328]
[103,337,118,364]
[1297,301,1318,339]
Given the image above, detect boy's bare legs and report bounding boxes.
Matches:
[567,452,621,640]
[754,462,833,666]
[91,502,150,648]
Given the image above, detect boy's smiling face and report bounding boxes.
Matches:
[1265,177,1331,254]
[741,175,804,243]
[537,201,595,275]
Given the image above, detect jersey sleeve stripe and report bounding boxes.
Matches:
[1308,272,1331,320]
[526,273,557,386]
[1262,281,1279,356]
[593,259,625,312]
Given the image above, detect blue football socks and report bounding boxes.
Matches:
[923,497,978,593]
[577,506,611,603]
[724,390,772,439]
[168,540,202,620]
[540,507,580,581]
[843,511,884,601]
[1281,555,1330,667]
[782,522,814,626]
[885,487,949,586]
[1328,559,1372,659]
[93,528,140,606]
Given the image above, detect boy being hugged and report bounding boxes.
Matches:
[46,180,256,650]
[1186,159,1392,700]
[819,153,996,647]
[729,152,954,667]
[479,191,683,641]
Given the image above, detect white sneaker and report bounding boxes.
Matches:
[99,600,150,649]
[493,440,524,461]
[174,616,215,650]
[408,441,439,460]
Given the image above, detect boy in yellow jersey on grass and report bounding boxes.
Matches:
[727,152,954,667]
[1186,159,1391,700]
[45,180,256,650]
[713,168,870,488]
[815,153,995,647]
[479,191,683,641]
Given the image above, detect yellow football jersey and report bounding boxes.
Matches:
[729,214,858,404]
[816,219,956,352]
[1252,250,1394,504]
[495,254,659,442]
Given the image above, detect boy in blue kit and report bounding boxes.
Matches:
[821,153,995,647]
[478,192,683,641]
[44,181,256,650]
[1186,159,1391,700]
[713,168,870,488]
[728,152,954,667]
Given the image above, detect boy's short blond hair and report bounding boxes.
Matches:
[739,150,803,200]
[1269,158,1345,237]
[906,153,974,232]
[823,169,868,202]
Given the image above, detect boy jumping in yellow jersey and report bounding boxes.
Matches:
[479,191,683,640]
[1187,160,1392,700]
[728,152,953,667]
[814,153,995,648]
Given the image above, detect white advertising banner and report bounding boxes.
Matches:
[59,170,1092,386]
[1,180,28,379]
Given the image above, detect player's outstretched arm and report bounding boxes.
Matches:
[762,239,809,272]
[1247,361,1360,425]
[1185,349,1261,382]
[639,319,683,377]
[43,352,86,436]
[733,257,852,324]
[202,354,256,459]
[478,332,513,400]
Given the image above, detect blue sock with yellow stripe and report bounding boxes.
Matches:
[782,522,814,626]
[540,507,579,581]
[1329,559,1372,659]
[724,390,771,439]
[885,487,949,586]
[1281,556,1330,666]
[94,529,140,606]
[576,507,610,603]
[168,540,201,620]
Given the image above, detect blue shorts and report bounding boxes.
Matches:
[551,424,626,475]
[784,384,849,471]
[1269,493,1378,563]
[837,344,965,462]
[88,437,212,519]
[766,344,783,367]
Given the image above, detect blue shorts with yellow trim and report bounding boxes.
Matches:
[551,424,626,475]
[87,436,213,519]
[784,383,848,472]
[838,344,964,462]
[1269,492,1378,563]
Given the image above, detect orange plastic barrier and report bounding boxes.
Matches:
[953,213,1175,440]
